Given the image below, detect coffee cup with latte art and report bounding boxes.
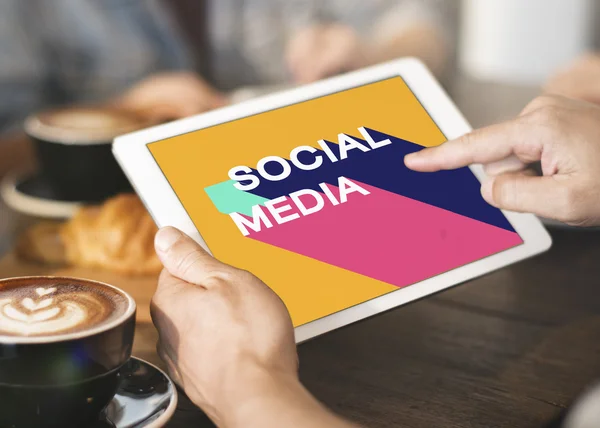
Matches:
[24,106,150,203]
[0,276,136,428]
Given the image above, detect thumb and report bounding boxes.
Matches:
[482,173,566,219]
[154,227,228,287]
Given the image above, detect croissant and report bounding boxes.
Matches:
[16,194,162,276]
[15,221,65,266]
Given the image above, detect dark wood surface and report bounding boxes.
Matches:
[160,227,600,428]
[3,224,596,427]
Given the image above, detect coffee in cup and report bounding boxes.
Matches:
[0,276,136,427]
[24,107,149,203]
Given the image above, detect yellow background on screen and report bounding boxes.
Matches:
[149,77,447,326]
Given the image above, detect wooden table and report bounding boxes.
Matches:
[3,224,600,427]
[1,77,597,427]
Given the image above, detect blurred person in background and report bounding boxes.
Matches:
[0,0,449,177]
[209,0,449,89]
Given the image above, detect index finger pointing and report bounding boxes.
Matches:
[404,118,534,172]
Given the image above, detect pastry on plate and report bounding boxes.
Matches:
[16,194,162,276]
[15,221,65,265]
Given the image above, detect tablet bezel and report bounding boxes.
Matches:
[113,58,552,343]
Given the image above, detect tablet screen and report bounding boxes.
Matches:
[148,77,523,327]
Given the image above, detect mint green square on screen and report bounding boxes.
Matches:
[204,180,269,217]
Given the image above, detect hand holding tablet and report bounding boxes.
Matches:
[114,59,551,342]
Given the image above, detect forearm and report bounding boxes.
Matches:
[0,133,35,178]
[217,367,359,428]
[363,25,448,77]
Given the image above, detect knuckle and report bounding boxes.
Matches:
[175,249,204,278]
[460,132,476,148]
[493,177,515,207]
[556,185,583,222]
[452,133,476,163]
[529,103,566,127]
[203,268,236,287]
[235,269,257,284]
[203,267,255,288]
[523,96,550,115]
[203,288,232,309]
[553,186,578,223]
[525,95,559,112]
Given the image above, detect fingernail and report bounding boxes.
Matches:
[481,178,495,205]
[155,227,182,253]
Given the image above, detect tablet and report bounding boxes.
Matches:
[114,58,552,343]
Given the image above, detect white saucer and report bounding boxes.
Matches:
[0,171,81,219]
[97,357,178,428]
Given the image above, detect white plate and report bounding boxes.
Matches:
[0,171,81,219]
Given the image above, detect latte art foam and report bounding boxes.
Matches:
[24,107,148,145]
[0,281,128,338]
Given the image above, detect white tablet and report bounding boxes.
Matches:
[114,58,552,343]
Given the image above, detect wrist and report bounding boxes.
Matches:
[215,363,302,427]
[217,364,355,428]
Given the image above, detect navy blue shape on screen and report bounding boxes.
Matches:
[248,128,515,232]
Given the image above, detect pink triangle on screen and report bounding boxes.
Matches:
[247,181,523,288]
